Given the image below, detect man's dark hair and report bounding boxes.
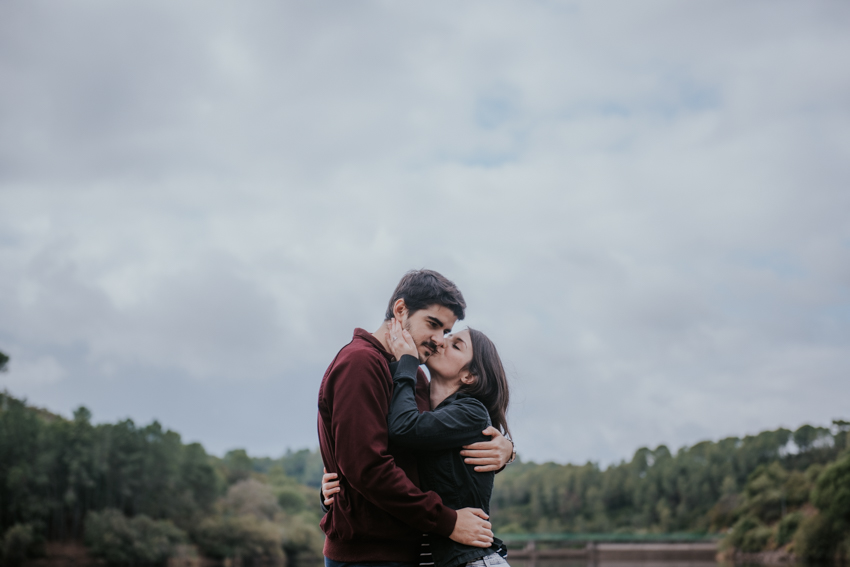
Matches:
[384,269,466,321]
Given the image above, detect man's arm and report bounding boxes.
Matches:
[320,464,493,547]
[328,352,459,536]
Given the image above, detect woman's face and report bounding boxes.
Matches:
[425,328,474,381]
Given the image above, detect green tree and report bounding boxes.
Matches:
[193,514,284,562]
[794,452,850,561]
[0,393,52,534]
[834,420,850,452]
[811,452,850,524]
[85,509,185,564]
[223,449,253,485]
[223,479,280,521]
[179,443,220,520]
[1,523,42,566]
[794,513,844,562]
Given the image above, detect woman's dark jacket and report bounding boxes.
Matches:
[388,355,506,567]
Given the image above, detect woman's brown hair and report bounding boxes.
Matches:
[459,328,511,439]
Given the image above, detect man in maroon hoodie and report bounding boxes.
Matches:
[318,270,514,567]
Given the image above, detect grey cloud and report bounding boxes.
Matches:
[1,0,849,463]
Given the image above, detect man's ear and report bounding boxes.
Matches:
[392,299,408,322]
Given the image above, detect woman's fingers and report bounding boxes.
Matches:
[395,320,410,344]
[321,474,340,501]
[386,319,418,359]
[397,322,417,355]
[401,328,415,348]
[387,320,404,356]
[323,496,334,505]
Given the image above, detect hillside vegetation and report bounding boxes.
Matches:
[1,368,848,565]
[0,391,324,566]
[492,420,850,562]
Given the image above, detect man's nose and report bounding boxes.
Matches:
[431,332,446,347]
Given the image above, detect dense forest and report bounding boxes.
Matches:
[492,420,850,561]
[1,341,848,565]
[0,390,325,566]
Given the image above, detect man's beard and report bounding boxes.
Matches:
[405,321,438,361]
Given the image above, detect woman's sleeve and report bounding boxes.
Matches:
[388,355,490,450]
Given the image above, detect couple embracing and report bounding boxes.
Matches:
[317,269,516,567]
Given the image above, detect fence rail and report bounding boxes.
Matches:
[500,533,720,543]
[499,534,721,560]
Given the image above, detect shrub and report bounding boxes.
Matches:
[776,511,804,547]
[729,516,772,552]
[793,512,843,562]
[276,487,307,514]
[794,452,850,562]
[223,479,281,521]
[708,493,740,531]
[740,463,788,524]
[744,526,774,552]
[280,512,324,558]
[839,531,850,563]
[811,452,850,523]
[85,508,186,564]
[1,524,42,566]
[193,514,283,561]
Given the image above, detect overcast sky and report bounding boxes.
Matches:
[1,1,848,465]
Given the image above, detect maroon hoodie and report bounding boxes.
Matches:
[318,329,457,562]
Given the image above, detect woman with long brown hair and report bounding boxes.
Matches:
[323,319,513,567]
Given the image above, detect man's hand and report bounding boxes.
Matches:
[460,426,514,472]
[449,508,493,548]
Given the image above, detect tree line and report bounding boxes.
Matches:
[492,420,850,562]
[1,340,847,564]
[0,389,324,565]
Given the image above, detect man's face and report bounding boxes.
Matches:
[401,304,458,363]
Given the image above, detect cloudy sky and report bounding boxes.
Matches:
[1,1,848,465]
